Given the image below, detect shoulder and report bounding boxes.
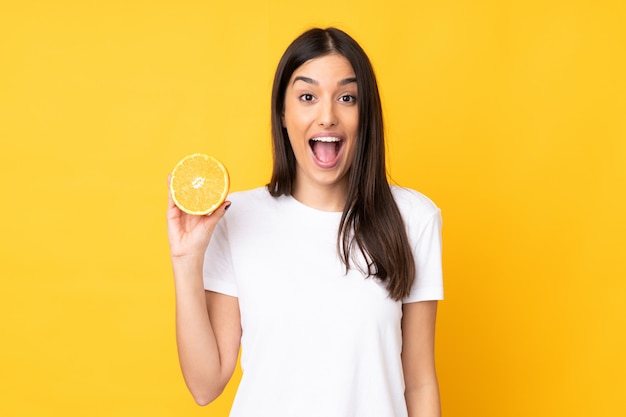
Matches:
[227,186,271,205]
[223,186,288,220]
[390,185,440,222]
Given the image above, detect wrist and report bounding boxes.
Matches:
[171,255,204,278]
[169,244,208,260]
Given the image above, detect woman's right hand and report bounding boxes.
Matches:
[167,177,240,406]
[166,175,230,259]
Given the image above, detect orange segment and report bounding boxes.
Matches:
[170,153,230,215]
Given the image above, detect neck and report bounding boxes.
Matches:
[291,178,348,213]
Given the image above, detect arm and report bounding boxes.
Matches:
[402,300,441,417]
[167,178,241,405]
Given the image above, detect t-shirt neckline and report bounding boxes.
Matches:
[281,193,344,217]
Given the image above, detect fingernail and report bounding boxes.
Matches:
[224,202,232,211]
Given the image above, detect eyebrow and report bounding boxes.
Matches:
[292,76,357,86]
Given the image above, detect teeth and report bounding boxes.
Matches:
[311,137,341,142]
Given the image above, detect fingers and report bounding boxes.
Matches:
[167,174,177,210]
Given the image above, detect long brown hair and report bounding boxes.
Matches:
[268,27,415,301]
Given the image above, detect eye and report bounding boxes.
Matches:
[339,94,357,103]
[299,93,315,102]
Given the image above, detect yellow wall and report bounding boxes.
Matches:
[1,0,624,415]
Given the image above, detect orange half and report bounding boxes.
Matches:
[170,153,230,215]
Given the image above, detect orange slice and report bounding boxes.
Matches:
[170,153,230,215]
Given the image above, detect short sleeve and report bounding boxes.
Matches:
[203,219,238,297]
[403,209,444,303]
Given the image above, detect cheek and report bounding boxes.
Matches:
[284,116,312,143]
[343,108,359,134]
[282,107,298,132]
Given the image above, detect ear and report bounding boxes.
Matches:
[281,112,285,127]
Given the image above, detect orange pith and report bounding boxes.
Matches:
[170,154,230,215]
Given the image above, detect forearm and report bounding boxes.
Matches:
[172,256,225,405]
[405,380,441,417]
[402,301,441,417]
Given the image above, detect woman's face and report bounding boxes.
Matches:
[282,53,359,201]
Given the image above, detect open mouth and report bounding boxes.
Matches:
[309,137,344,164]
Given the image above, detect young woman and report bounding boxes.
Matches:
[167,27,443,417]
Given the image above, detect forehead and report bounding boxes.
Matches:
[290,54,356,82]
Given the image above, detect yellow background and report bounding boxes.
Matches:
[1,0,624,416]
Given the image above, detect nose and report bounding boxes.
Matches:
[317,100,337,127]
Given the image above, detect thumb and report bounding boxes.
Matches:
[215,200,231,216]
[203,200,232,229]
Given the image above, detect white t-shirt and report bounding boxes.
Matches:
[204,186,443,417]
